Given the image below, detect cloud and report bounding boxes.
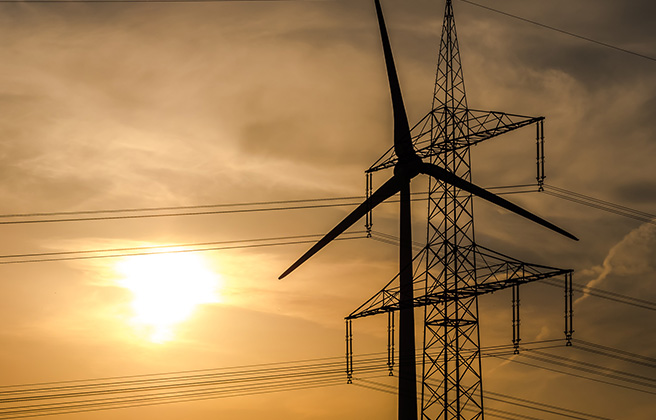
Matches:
[577,221,656,302]
[572,221,656,357]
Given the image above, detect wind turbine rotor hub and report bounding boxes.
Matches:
[393,155,423,180]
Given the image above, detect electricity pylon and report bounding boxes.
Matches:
[348,1,575,419]
[280,1,576,420]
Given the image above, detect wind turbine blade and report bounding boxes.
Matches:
[279,175,404,279]
[373,0,415,161]
[419,162,578,241]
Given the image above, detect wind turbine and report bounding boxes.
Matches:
[279,0,578,419]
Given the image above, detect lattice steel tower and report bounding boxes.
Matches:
[347,1,574,419]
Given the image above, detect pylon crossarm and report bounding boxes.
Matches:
[423,270,571,303]
[347,271,570,318]
[368,108,544,172]
[347,244,572,319]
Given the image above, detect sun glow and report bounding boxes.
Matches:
[115,253,223,343]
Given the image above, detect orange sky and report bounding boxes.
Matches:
[0,0,654,419]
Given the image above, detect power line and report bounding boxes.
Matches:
[0,231,368,265]
[526,340,656,373]
[0,352,365,392]
[479,393,604,420]
[0,185,529,226]
[540,278,656,312]
[525,350,656,389]
[357,377,613,420]
[0,195,432,226]
[0,355,382,418]
[352,380,548,420]
[492,351,656,397]
[0,201,366,226]
[0,196,364,220]
[459,0,656,63]
[0,353,417,418]
[0,343,533,401]
[481,339,656,401]
[0,342,570,419]
[542,184,655,225]
[573,339,656,369]
[482,407,546,420]
[0,185,526,222]
[545,185,654,219]
[0,339,648,419]
[0,184,649,230]
[0,377,347,419]
[484,390,613,420]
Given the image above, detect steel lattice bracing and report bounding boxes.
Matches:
[347,246,572,320]
[368,109,544,173]
[421,2,482,418]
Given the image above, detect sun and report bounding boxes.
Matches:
[114,252,223,343]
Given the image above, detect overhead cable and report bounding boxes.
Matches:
[492,353,656,397]
[0,339,647,419]
[0,342,554,419]
[542,184,655,225]
[0,185,531,226]
[0,201,366,226]
[0,232,367,265]
[0,184,649,229]
[0,196,364,220]
[0,195,432,226]
[540,278,656,312]
[484,390,613,420]
[524,350,656,389]
[573,339,656,367]
[459,0,656,63]
[357,377,612,420]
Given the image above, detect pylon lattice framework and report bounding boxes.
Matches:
[347,2,574,419]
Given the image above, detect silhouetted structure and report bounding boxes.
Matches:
[281,1,576,420]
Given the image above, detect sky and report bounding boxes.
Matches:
[0,0,654,419]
